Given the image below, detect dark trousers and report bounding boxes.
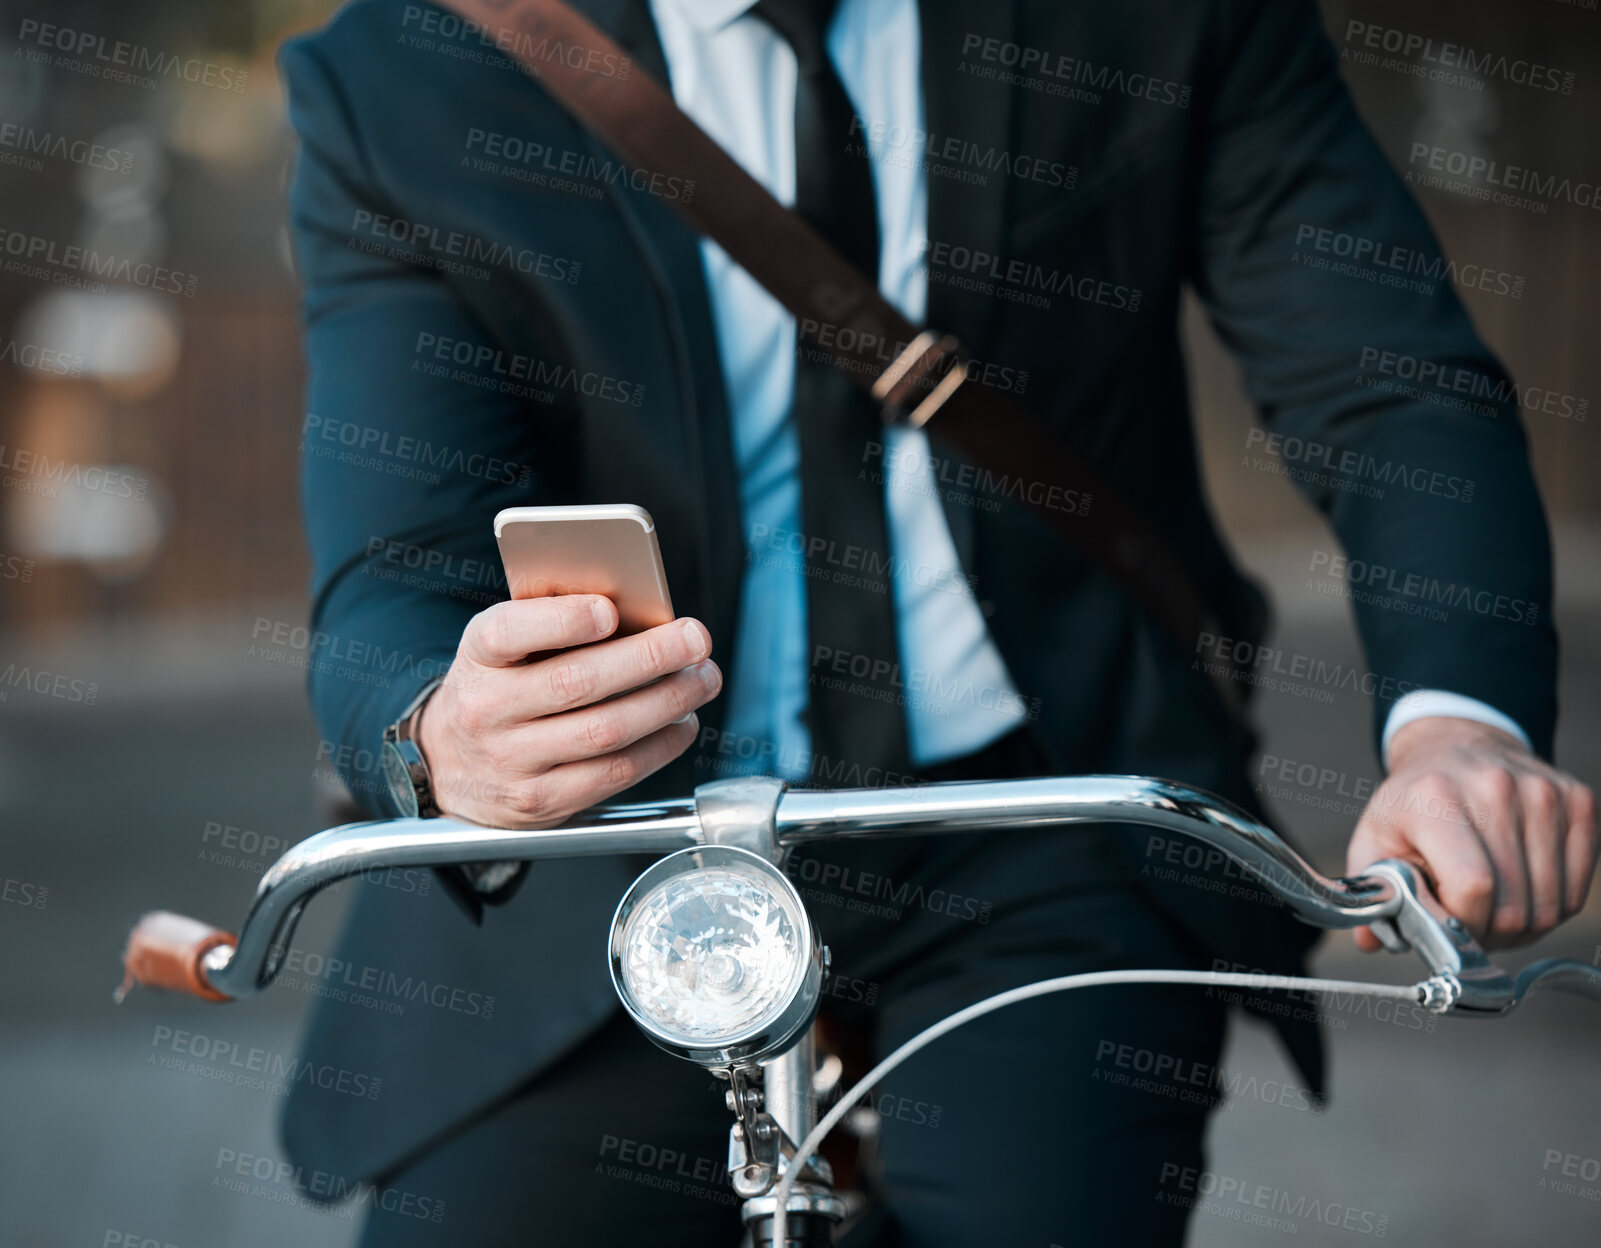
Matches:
[357,730,1227,1246]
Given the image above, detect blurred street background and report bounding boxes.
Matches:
[1,0,1599,1244]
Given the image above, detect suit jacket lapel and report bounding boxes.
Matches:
[560,0,747,745]
[917,0,1019,574]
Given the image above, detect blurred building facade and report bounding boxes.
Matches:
[1,0,1597,638]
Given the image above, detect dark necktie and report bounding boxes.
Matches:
[751,0,911,784]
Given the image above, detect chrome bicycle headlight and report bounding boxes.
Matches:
[609,845,822,1068]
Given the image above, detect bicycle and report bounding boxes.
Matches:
[118,774,1601,1245]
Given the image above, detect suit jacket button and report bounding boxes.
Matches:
[978,599,997,618]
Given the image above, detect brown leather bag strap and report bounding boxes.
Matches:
[430,0,1254,726]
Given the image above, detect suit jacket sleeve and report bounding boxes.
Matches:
[1188,0,1558,758]
[281,36,554,813]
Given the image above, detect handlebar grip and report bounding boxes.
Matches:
[117,911,237,1003]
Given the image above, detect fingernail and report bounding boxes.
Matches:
[676,711,699,726]
[592,600,614,632]
[680,618,709,659]
[695,660,721,692]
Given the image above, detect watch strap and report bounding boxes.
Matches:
[386,676,444,817]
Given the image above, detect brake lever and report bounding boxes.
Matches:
[1357,859,1601,1017]
[1357,860,1513,1015]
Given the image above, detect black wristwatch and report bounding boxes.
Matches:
[382,678,444,818]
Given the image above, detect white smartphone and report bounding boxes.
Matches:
[494,504,674,637]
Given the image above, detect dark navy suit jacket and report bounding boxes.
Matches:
[277,0,1557,1184]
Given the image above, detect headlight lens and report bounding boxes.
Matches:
[610,846,820,1065]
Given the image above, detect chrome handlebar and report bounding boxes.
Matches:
[198,775,1601,1019]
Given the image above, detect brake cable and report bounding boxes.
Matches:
[769,968,1429,1244]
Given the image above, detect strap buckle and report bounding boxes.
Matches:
[870,330,966,429]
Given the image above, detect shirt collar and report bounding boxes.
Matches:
[655,0,763,33]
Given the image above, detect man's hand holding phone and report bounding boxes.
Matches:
[416,596,720,828]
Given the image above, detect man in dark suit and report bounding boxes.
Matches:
[278,0,1595,1243]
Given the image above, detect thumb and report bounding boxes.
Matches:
[1346,813,1399,955]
